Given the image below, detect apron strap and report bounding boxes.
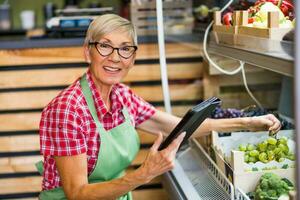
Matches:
[35,160,44,175]
[121,108,131,122]
[80,74,106,133]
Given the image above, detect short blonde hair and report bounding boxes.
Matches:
[84,14,137,46]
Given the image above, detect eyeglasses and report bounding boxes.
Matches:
[89,42,138,59]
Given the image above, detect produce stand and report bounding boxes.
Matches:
[211,130,296,194]
[162,0,296,198]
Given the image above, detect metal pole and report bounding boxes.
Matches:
[295,0,300,198]
[156,0,172,114]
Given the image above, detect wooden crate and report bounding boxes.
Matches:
[0,41,203,199]
[211,130,295,193]
[236,11,293,51]
[237,11,292,39]
[213,10,293,49]
[203,58,283,110]
[213,11,239,45]
[130,0,194,36]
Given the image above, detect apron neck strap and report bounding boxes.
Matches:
[121,107,131,122]
[80,74,106,132]
[80,73,133,130]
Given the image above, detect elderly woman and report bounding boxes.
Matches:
[37,14,281,200]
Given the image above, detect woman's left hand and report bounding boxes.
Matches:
[246,114,281,133]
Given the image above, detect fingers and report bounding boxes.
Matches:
[259,116,273,127]
[266,114,281,132]
[165,132,186,152]
[150,132,163,152]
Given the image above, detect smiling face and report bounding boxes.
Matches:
[85,29,136,87]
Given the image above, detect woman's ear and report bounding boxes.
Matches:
[84,45,91,64]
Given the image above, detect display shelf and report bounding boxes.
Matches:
[162,139,234,199]
[208,32,294,77]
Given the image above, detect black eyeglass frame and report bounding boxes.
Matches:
[89,42,138,59]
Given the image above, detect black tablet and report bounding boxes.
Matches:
[158,97,221,150]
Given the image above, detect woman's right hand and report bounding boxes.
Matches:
[138,131,186,183]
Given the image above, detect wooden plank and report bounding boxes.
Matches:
[132,149,148,166]
[0,135,39,152]
[0,62,203,89]
[0,83,203,110]
[0,46,84,66]
[213,25,237,34]
[212,71,282,87]
[132,189,168,200]
[215,71,282,87]
[0,149,149,174]
[0,174,162,195]
[0,43,202,66]
[0,68,86,89]
[138,130,156,144]
[131,9,185,18]
[219,90,280,109]
[268,12,279,28]
[0,90,60,110]
[7,198,37,200]
[133,82,203,102]
[0,132,154,153]
[0,105,194,132]
[213,11,222,26]
[126,62,203,82]
[160,105,193,117]
[208,54,264,75]
[238,26,270,38]
[0,112,41,132]
[0,176,42,194]
[203,61,220,100]
[132,0,191,9]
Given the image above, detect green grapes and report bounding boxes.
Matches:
[258,152,268,163]
[238,136,294,164]
[249,150,259,157]
[249,156,258,163]
[247,144,255,151]
[258,142,267,152]
[244,154,250,162]
[239,144,247,151]
[267,137,277,145]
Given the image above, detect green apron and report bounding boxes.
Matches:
[36,74,140,200]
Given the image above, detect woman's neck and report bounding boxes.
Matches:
[91,74,112,111]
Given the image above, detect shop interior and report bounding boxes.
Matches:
[0,0,298,199]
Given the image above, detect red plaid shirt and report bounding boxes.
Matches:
[39,70,155,190]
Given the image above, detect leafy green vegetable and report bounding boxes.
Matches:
[254,173,294,200]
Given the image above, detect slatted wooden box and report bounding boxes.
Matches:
[213,10,293,51]
[130,0,194,36]
[212,11,240,45]
[236,10,293,52]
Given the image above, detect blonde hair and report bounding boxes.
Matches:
[84,14,137,46]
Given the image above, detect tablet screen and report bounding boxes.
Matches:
[158,97,221,150]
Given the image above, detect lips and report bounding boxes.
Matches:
[103,66,121,73]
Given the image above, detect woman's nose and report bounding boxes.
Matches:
[109,49,121,62]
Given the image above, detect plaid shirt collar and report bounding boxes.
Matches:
[86,70,123,120]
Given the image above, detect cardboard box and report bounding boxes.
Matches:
[211,130,296,193]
